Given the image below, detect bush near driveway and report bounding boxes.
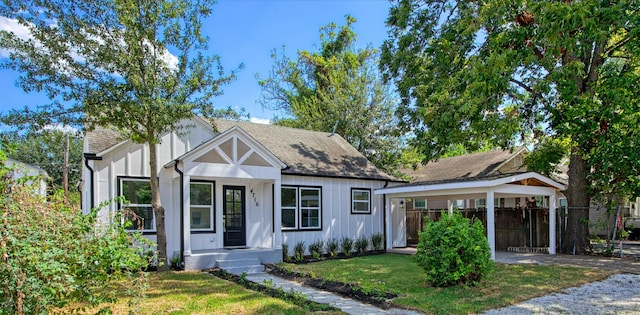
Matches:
[416,211,493,287]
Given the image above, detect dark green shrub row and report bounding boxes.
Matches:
[283,233,384,261]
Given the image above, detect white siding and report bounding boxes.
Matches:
[281,175,386,254]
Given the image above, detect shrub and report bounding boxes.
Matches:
[308,240,324,259]
[325,238,339,257]
[293,241,306,261]
[355,236,369,254]
[0,153,152,313]
[282,244,289,262]
[415,211,493,287]
[371,233,384,251]
[340,237,354,256]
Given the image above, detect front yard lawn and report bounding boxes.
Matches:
[78,271,342,314]
[280,253,614,314]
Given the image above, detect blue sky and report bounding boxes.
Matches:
[0,0,392,125]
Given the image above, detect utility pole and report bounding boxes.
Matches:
[63,133,69,203]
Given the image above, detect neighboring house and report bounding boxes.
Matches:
[375,148,566,259]
[82,118,399,272]
[3,158,48,196]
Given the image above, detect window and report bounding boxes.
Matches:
[119,178,154,232]
[475,199,486,209]
[281,186,321,230]
[190,182,214,232]
[452,199,465,209]
[413,198,426,209]
[351,188,371,214]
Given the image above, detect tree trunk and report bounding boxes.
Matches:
[149,142,168,271]
[562,147,591,254]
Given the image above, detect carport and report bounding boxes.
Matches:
[375,172,565,260]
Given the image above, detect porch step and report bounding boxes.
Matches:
[217,258,265,275]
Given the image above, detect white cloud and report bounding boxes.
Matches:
[249,117,271,125]
[42,124,78,134]
[0,16,32,58]
[0,15,178,70]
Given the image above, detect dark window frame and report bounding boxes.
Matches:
[117,176,154,234]
[281,185,322,231]
[351,188,372,214]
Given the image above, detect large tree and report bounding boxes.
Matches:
[1,129,83,202]
[381,0,640,253]
[0,0,235,269]
[258,16,401,173]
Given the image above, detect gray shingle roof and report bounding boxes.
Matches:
[401,148,526,184]
[213,120,398,181]
[85,119,399,181]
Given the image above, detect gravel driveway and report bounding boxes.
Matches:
[483,273,640,314]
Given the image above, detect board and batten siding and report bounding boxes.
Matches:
[281,175,386,254]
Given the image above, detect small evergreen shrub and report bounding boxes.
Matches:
[293,241,306,261]
[371,233,384,251]
[282,244,289,262]
[308,240,324,259]
[340,237,354,256]
[355,236,369,254]
[325,238,339,257]
[415,211,493,287]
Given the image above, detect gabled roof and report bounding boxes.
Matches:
[401,147,527,185]
[213,120,398,181]
[85,118,399,181]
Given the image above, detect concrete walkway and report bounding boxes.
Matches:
[245,272,421,315]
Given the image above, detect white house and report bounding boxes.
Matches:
[4,158,48,196]
[82,117,399,272]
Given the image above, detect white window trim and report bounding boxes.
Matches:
[190,182,215,232]
[351,188,371,214]
[119,177,155,232]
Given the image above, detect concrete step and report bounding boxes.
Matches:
[217,258,261,269]
[224,264,265,275]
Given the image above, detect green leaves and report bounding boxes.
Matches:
[415,211,493,287]
[0,154,152,313]
[258,16,402,173]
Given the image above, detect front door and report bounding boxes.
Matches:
[223,186,246,247]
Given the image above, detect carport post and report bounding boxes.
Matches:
[486,190,496,260]
[549,193,556,255]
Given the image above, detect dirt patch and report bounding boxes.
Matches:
[265,263,398,309]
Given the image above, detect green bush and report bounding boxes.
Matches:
[415,211,493,287]
[371,233,384,251]
[308,240,324,259]
[293,241,306,261]
[325,238,339,257]
[0,152,152,313]
[282,244,289,262]
[354,236,369,254]
[340,237,354,256]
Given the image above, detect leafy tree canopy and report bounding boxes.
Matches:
[0,128,82,196]
[258,16,402,173]
[382,0,640,253]
[0,0,237,269]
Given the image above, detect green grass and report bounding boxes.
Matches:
[75,271,343,314]
[281,254,614,314]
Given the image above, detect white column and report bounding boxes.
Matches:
[448,200,454,215]
[385,196,393,249]
[273,179,282,248]
[549,192,557,255]
[183,174,192,256]
[486,190,496,260]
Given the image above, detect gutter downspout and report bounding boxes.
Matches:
[83,153,102,210]
[383,181,389,252]
[174,160,185,265]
